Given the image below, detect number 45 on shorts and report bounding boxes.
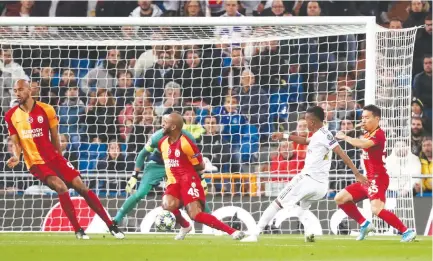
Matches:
[187,183,200,198]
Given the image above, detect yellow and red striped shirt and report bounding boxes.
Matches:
[4,101,60,169]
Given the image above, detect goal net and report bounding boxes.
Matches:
[0,17,419,235]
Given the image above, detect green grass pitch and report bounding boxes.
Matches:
[0,233,430,261]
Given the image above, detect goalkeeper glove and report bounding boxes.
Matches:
[125,171,139,194]
[201,177,209,195]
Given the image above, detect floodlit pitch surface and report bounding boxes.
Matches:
[0,233,430,261]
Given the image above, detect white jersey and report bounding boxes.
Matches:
[300,127,339,182]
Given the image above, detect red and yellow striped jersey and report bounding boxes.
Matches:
[4,101,60,169]
[159,134,203,186]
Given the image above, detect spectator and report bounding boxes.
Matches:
[30,80,40,101]
[412,97,432,134]
[262,0,288,16]
[81,49,126,94]
[389,18,403,29]
[59,69,77,88]
[411,117,426,155]
[413,14,432,75]
[404,0,430,28]
[199,115,236,173]
[184,0,204,16]
[123,106,157,153]
[386,141,421,197]
[182,107,205,140]
[57,84,85,147]
[118,90,151,140]
[306,1,321,16]
[234,69,269,135]
[250,39,286,92]
[59,134,79,170]
[204,0,227,17]
[36,66,58,106]
[133,46,159,78]
[413,55,432,119]
[223,45,249,89]
[270,140,304,181]
[83,88,118,143]
[212,95,259,164]
[53,79,82,105]
[113,70,135,108]
[144,51,178,102]
[129,0,163,17]
[155,81,183,117]
[0,46,27,111]
[419,136,432,193]
[335,86,358,120]
[214,0,250,38]
[319,102,339,134]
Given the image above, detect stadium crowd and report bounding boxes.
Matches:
[0,0,431,197]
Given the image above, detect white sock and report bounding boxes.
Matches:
[257,201,281,234]
[297,208,311,236]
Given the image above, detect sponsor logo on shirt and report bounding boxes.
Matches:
[21,128,43,139]
[164,159,179,168]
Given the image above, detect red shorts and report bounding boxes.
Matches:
[345,176,390,202]
[29,154,80,183]
[164,174,206,207]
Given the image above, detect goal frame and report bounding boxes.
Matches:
[0,16,377,104]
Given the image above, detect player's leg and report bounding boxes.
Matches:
[114,163,165,224]
[162,185,190,229]
[335,184,373,240]
[53,156,124,238]
[30,164,86,239]
[370,199,416,242]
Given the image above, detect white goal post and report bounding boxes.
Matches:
[0,16,419,235]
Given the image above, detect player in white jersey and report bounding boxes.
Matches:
[242,106,368,243]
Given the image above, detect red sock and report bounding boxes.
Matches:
[378,209,407,233]
[194,212,236,235]
[82,190,113,227]
[171,209,190,228]
[339,202,366,225]
[58,192,81,232]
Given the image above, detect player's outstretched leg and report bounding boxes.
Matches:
[45,176,89,240]
[335,189,373,241]
[242,200,282,242]
[370,200,416,242]
[163,195,192,240]
[114,183,153,225]
[70,177,125,239]
[187,201,245,240]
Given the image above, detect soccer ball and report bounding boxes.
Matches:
[155,210,176,232]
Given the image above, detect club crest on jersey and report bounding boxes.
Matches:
[37,116,43,123]
[27,117,33,123]
[327,134,333,140]
[175,149,180,158]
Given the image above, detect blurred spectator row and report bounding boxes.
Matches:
[0,0,432,196]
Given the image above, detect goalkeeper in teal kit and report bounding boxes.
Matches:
[113,129,211,225]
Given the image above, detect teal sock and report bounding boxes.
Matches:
[204,202,212,214]
[114,183,153,224]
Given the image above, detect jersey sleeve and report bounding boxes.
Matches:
[181,136,203,166]
[42,104,59,128]
[369,130,385,147]
[181,129,196,142]
[145,130,164,152]
[322,131,339,150]
[4,112,18,136]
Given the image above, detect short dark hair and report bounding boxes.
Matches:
[182,107,195,115]
[424,53,432,60]
[423,136,432,143]
[426,13,432,21]
[306,106,325,122]
[204,114,218,123]
[363,104,381,118]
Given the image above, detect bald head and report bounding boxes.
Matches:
[170,112,184,130]
[13,79,32,105]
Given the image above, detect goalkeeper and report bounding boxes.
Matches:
[113,128,211,225]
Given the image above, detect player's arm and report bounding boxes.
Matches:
[332,145,369,185]
[49,126,61,154]
[335,132,375,149]
[182,137,205,172]
[6,134,22,168]
[271,132,310,145]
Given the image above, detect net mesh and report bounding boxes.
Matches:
[0,23,418,235]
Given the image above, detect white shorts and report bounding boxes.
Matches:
[277,174,328,210]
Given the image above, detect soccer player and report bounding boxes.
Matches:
[113,128,213,230]
[242,106,367,242]
[4,79,124,239]
[158,112,245,240]
[335,105,417,242]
